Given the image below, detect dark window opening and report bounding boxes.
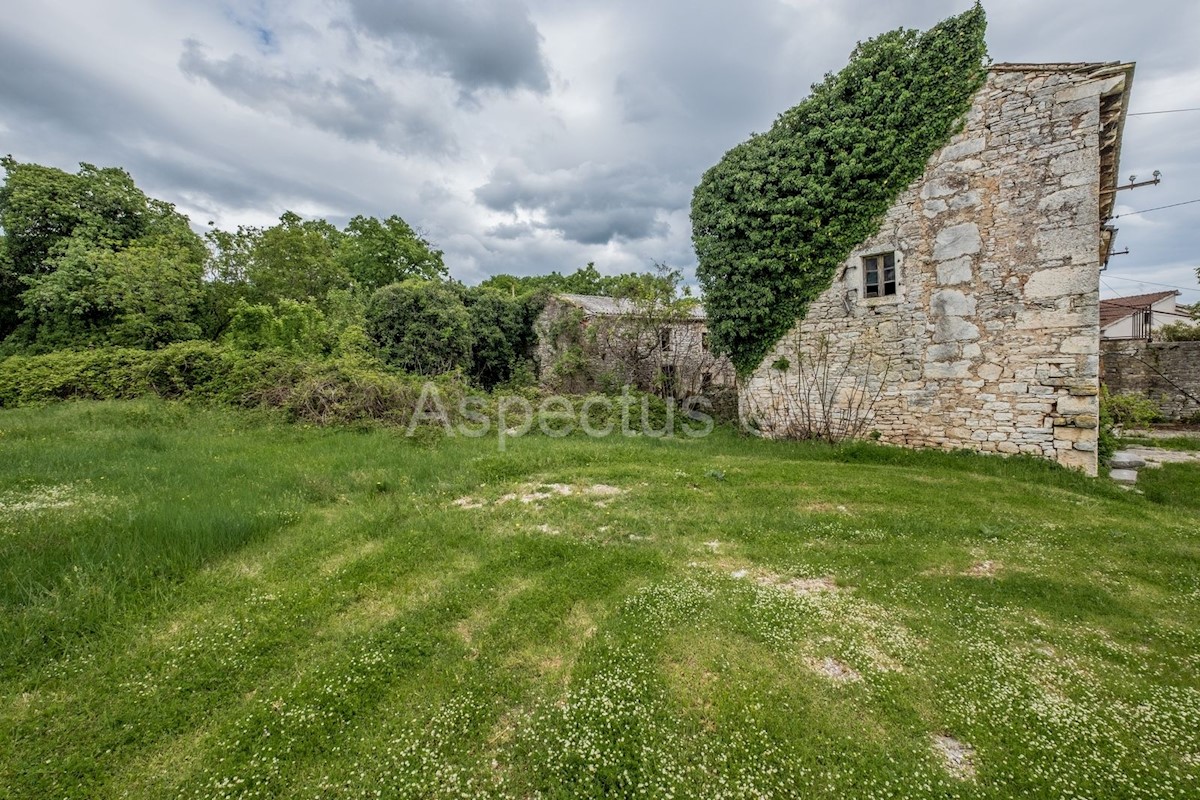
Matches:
[863,252,897,298]
[659,329,671,351]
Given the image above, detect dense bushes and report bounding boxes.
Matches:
[1158,321,1200,342]
[691,6,988,374]
[0,342,465,428]
[463,287,545,390]
[223,298,332,355]
[365,280,473,375]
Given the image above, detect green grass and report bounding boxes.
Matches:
[1120,435,1200,452]
[1,400,1198,799]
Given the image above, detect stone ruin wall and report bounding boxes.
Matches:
[740,68,1130,475]
[536,297,736,399]
[1101,339,1200,422]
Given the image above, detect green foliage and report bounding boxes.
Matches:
[1157,321,1200,341]
[0,157,156,279]
[691,6,988,374]
[244,211,348,305]
[0,342,466,429]
[462,287,545,390]
[364,280,473,375]
[1098,387,1162,463]
[478,263,673,299]
[223,299,331,355]
[18,229,206,349]
[0,157,207,346]
[337,214,446,291]
[201,212,442,337]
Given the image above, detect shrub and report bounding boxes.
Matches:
[223,298,331,355]
[365,280,472,376]
[1157,321,1200,342]
[463,287,544,390]
[0,343,468,430]
[1098,387,1162,463]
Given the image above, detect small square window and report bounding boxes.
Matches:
[863,252,897,298]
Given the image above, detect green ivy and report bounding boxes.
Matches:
[692,5,988,375]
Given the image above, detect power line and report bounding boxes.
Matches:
[1127,107,1200,116]
[1109,198,1200,219]
[1102,274,1198,294]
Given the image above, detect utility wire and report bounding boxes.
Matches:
[1102,274,1199,294]
[1109,198,1200,219]
[1127,107,1200,116]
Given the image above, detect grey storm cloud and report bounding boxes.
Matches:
[1,0,1197,298]
[344,0,550,97]
[475,161,688,245]
[178,40,455,155]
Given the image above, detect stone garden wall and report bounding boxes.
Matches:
[740,66,1133,475]
[1101,339,1200,421]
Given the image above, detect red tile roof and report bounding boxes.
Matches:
[1099,291,1178,327]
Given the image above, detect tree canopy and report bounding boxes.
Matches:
[478,263,673,300]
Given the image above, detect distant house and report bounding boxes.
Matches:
[1100,291,1188,340]
[535,293,735,402]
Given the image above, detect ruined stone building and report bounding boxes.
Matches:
[535,293,735,402]
[740,63,1136,475]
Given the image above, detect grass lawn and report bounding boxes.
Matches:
[1120,435,1200,453]
[1,400,1198,799]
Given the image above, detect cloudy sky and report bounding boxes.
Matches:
[1,0,1196,306]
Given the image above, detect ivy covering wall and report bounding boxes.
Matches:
[691,5,989,375]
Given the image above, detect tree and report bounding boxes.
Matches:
[19,228,205,349]
[337,215,446,292]
[0,156,199,341]
[462,287,543,389]
[246,211,348,305]
[365,280,472,375]
[691,6,988,374]
[477,263,669,298]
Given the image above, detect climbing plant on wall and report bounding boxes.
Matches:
[691,4,989,375]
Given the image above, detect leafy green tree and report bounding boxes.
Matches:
[0,157,200,341]
[19,229,205,349]
[365,280,472,375]
[246,211,348,305]
[463,287,544,389]
[201,212,350,336]
[337,215,446,292]
[477,263,670,298]
[0,234,16,337]
[691,6,988,374]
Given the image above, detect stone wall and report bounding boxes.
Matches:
[740,66,1133,476]
[1101,339,1200,421]
[536,296,736,399]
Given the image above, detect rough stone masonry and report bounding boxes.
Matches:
[740,63,1136,476]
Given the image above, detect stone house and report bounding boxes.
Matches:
[740,62,1137,476]
[1100,291,1188,340]
[535,293,735,401]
